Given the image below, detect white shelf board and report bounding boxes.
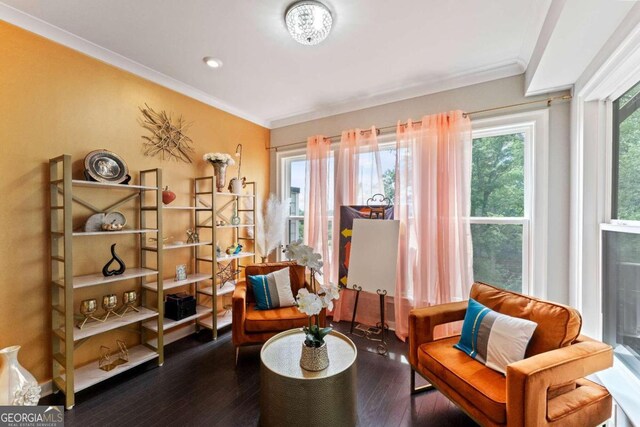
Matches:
[69,345,158,392]
[162,206,210,210]
[73,229,158,237]
[163,241,212,250]
[142,305,211,332]
[216,224,254,229]
[71,180,157,191]
[198,281,235,296]
[199,311,233,330]
[201,252,255,262]
[215,192,254,198]
[61,306,158,341]
[142,273,212,292]
[66,268,158,289]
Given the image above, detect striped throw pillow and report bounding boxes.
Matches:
[247,267,296,310]
[454,298,538,374]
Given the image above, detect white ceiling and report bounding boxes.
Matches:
[1,0,552,128]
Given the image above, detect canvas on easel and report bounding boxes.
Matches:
[347,218,400,354]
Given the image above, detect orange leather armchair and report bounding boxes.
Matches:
[232,262,326,363]
[409,282,613,427]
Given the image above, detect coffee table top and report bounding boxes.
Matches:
[260,328,357,380]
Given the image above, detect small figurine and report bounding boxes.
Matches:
[186,228,199,244]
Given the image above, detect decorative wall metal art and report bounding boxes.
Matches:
[102,244,126,277]
[139,104,194,163]
[83,150,130,184]
[216,261,240,286]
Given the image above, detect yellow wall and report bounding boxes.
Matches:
[0,21,270,382]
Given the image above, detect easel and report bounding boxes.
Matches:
[348,194,393,356]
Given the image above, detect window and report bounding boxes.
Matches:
[278,116,544,296]
[282,154,306,244]
[602,80,640,378]
[470,125,531,293]
[612,80,640,222]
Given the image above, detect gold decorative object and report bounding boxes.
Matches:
[216,261,239,286]
[139,103,194,163]
[300,342,330,371]
[118,290,139,316]
[98,346,113,371]
[98,340,129,372]
[101,294,121,321]
[76,299,102,329]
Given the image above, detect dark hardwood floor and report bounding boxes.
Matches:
[43,322,477,427]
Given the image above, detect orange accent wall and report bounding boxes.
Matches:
[0,21,270,383]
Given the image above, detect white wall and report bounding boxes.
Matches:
[271,74,572,304]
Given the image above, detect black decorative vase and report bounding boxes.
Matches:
[102,244,126,277]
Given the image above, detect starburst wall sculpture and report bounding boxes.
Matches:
[139,103,194,163]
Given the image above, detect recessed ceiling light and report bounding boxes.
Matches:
[203,57,223,69]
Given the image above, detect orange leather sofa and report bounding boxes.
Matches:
[232,262,326,362]
[409,282,613,427]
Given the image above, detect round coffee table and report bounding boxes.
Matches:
[260,328,357,427]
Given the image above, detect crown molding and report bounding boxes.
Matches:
[0,2,270,128]
[268,60,525,128]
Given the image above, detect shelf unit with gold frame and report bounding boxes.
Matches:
[194,181,257,338]
[49,154,163,410]
[141,176,215,342]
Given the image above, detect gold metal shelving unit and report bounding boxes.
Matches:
[49,155,163,410]
[141,176,215,341]
[194,181,257,339]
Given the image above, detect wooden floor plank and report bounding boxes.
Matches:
[43,322,477,426]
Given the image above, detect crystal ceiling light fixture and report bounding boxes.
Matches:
[285,1,333,46]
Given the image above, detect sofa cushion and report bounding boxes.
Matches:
[470,282,582,357]
[419,336,506,425]
[455,298,537,374]
[244,303,307,333]
[247,267,296,310]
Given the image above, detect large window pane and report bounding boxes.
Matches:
[602,230,640,378]
[471,223,523,292]
[613,80,640,220]
[471,133,525,217]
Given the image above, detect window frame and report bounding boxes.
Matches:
[469,122,534,295]
[471,110,549,298]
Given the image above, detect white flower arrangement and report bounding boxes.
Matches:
[285,241,340,347]
[203,152,235,166]
[284,240,323,273]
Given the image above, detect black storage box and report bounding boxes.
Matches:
[165,293,196,321]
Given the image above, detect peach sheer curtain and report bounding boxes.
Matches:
[331,127,384,323]
[393,111,474,340]
[303,135,332,279]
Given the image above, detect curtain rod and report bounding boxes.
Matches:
[267,94,572,151]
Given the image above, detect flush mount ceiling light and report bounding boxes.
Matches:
[285,1,333,46]
[203,57,223,69]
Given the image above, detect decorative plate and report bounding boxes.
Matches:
[84,150,129,183]
[102,212,127,228]
[84,213,106,232]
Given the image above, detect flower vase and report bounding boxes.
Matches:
[300,342,329,371]
[209,162,227,192]
[0,346,41,406]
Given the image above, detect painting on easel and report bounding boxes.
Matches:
[337,205,393,288]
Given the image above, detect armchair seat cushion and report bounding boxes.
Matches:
[244,303,308,333]
[418,336,506,424]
